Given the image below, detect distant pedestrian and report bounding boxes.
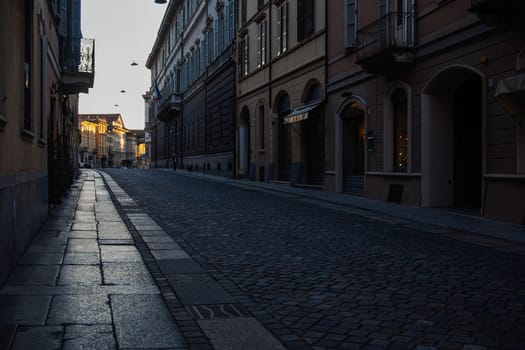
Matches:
[172,157,177,171]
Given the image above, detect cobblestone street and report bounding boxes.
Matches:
[103,168,525,350]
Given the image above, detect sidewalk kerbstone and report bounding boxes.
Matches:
[151,250,190,260]
[158,259,206,275]
[146,242,182,250]
[141,235,175,243]
[110,294,186,349]
[47,294,112,325]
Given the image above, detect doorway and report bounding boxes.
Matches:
[422,66,484,210]
[342,102,365,194]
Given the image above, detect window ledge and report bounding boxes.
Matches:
[257,149,265,153]
[38,138,47,147]
[366,171,421,177]
[20,129,35,142]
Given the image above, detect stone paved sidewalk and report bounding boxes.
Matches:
[0,170,186,349]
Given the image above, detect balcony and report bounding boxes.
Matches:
[157,84,182,121]
[469,0,525,33]
[61,38,95,94]
[355,12,415,73]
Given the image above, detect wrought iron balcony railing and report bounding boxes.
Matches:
[61,38,95,93]
[62,38,94,74]
[356,12,415,70]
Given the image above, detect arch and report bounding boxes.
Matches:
[421,65,486,209]
[301,79,324,104]
[383,81,412,173]
[238,105,250,124]
[273,90,292,114]
[335,95,368,193]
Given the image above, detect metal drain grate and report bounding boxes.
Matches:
[186,304,247,320]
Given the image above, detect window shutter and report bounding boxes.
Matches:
[276,6,281,56]
[214,20,218,58]
[257,22,262,67]
[344,0,357,48]
[297,0,304,41]
[230,0,235,41]
[379,0,387,17]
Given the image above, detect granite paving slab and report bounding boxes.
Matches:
[47,295,112,325]
[66,230,97,239]
[10,326,63,350]
[110,294,186,349]
[70,223,97,231]
[63,252,100,265]
[63,325,115,350]
[66,239,99,253]
[19,253,63,265]
[26,244,66,254]
[57,265,102,286]
[101,251,143,263]
[0,296,52,325]
[6,266,60,286]
[102,263,155,286]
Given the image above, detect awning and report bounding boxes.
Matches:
[495,72,525,117]
[283,101,323,125]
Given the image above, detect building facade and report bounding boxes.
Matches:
[146,0,236,177]
[236,0,326,186]
[325,0,525,223]
[0,0,94,284]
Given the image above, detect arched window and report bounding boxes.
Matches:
[391,89,408,172]
[384,82,411,173]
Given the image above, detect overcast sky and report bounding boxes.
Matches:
[78,0,167,129]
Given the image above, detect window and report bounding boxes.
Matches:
[392,89,408,172]
[297,0,314,41]
[0,0,7,125]
[239,36,249,77]
[23,0,32,133]
[276,1,288,56]
[344,0,357,48]
[257,20,266,68]
[258,0,264,10]
[259,104,265,150]
[218,12,224,53]
[241,0,247,24]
